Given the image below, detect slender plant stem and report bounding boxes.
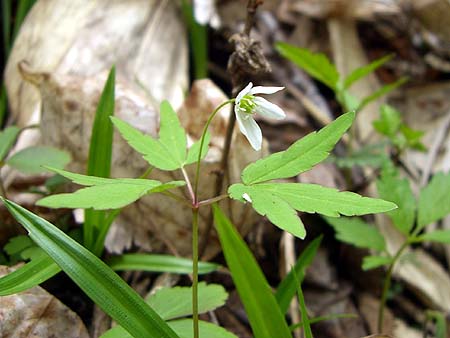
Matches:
[198,194,228,207]
[378,240,410,332]
[193,99,234,200]
[181,167,195,202]
[192,208,200,338]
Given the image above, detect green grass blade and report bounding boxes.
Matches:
[213,204,292,338]
[275,235,322,314]
[1,0,11,57]
[107,253,220,275]
[85,66,115,251]
[0,252,60,295]
[292,269,313,338]
[0,198,179,338]
[289,313,357,330]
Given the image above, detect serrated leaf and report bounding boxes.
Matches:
[276,235,322,314]
[185,131,210,165]
[276,42,339,90]
[0,251,60,296]
[373,104,402,137]
[362,255,392,271]
[242,111,355,185]
[229,183,305,238]
[0,126,20,161]
[324,216,386,251]
[147,283,227,320]
[0,198,178,338]
[417,230,450,244]
[359,77,407,111]
[6,146,71,174]
[159,100,187,165]
[417,172,450,230]
[106,254,219,275]
[229,183,396,239]
[344,54,393,89]
[101,320,237,338]
[4,235,34,257]
[376,168,416,235]
[112,101,190,171]
[213,205,292,338]
[44,167,115,186]
[37,179,185,210]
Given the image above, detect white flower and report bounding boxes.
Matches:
[234,82,286,151]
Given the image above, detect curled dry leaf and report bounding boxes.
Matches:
[0,265,89,338]
[5,0,188,127]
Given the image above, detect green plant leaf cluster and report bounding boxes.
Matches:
[325,165,450,271]
[229,111,396,239]
[112,101,209,171]
[276,42,406,112]
[373,104,426,152]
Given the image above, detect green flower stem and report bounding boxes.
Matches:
[378,240,410,332]
[193,99,235,203]
[192,207,200,338]
[198,194,228,207]
[190,98,234,338]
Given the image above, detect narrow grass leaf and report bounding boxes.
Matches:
[362,255,392,271]
[418,172,450,230]
[6,146,70,174]
[0,125,19,161]
[293,271,313,338]
[1,198,178,338]
[213,205,292,338]
[0,252,60,295]
[276,42,339,90]
[276,235,322,314]
[146,282,227,320]
[107,254,219,275]
[289,313,357,330]
[242,112,355,185]
[344,54,393,89]
[324,216,386,251]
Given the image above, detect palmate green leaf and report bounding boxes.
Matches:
[0,198,178,338]
[276,236,322,314]
[106,254,219,275]
[37,178,185,210]
[276,42,339,90]
[4,235,33,257]
[213,205,292,338]
[0,126,20,161]
[102,319,237,338]
[417,230,450,244]
[242,112,355,185]
[417,172,450,231]
[6,146,71,174]
[229,183,396,239]
[324,216,386,251]
[362,255,392,271]
[373,104,402,137]
[343,54,393,89]
[376,167,416,235]
[112,101,208,171]
[146,282,227,320]
[0,251,60,296]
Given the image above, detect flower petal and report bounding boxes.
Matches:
[250,86,284,95]
[236,111,262,151]
[253,97,286,120]
[236,82,253,103]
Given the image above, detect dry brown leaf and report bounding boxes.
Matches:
[0,266,89,338]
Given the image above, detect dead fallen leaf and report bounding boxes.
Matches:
[0,265,89,338]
